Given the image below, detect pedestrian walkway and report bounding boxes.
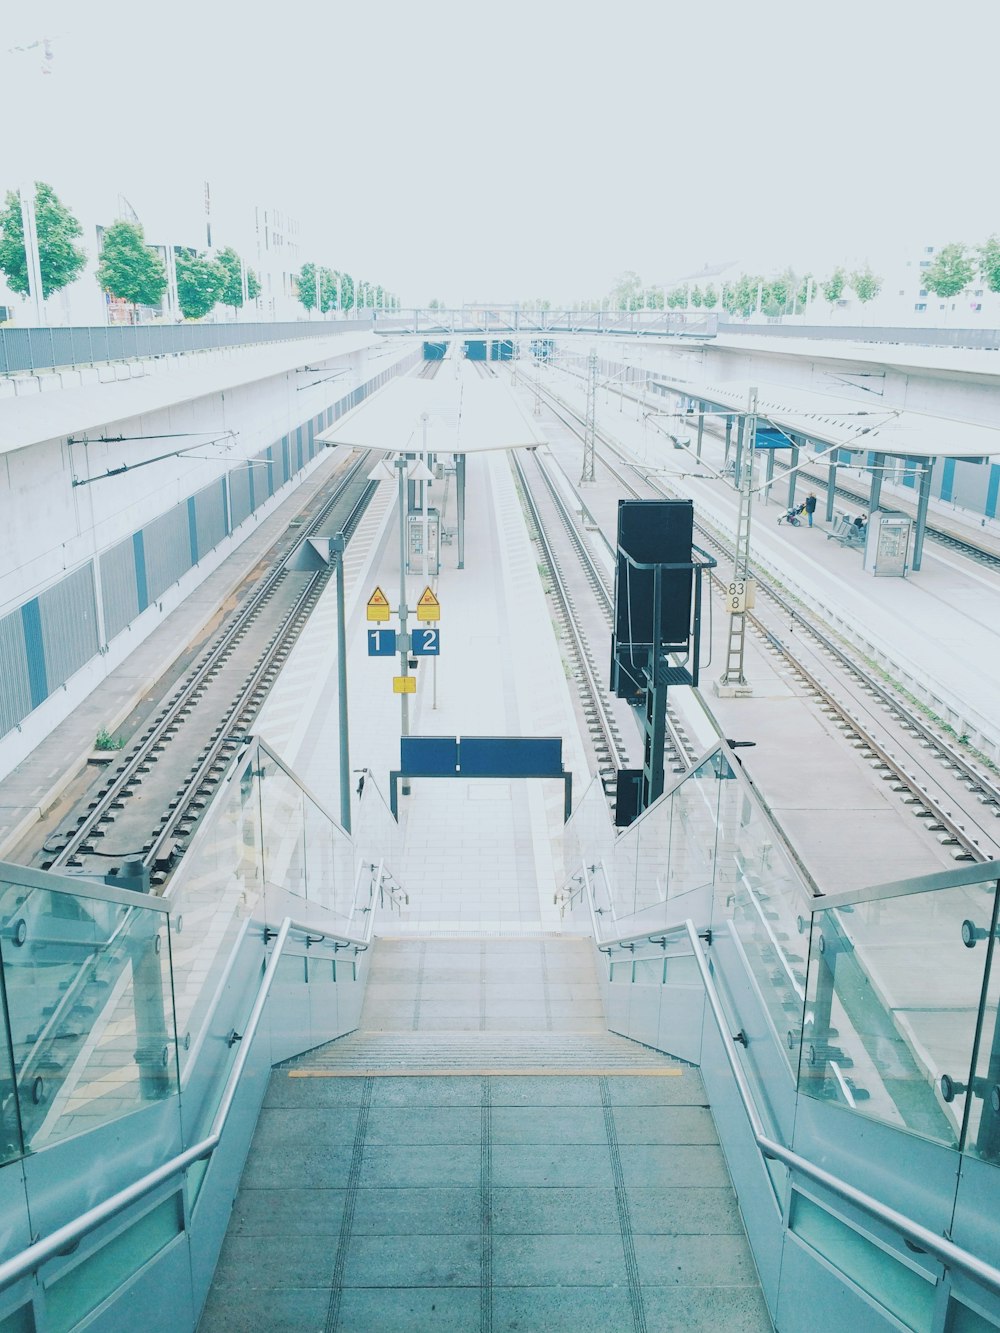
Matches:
[199,938,772,1333]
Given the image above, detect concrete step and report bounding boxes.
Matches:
[286,1029,682,1075]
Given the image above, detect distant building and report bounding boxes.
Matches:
[874,244,1000,326]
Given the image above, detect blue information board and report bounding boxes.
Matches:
[367,628,397,656]
[411,628,441,656]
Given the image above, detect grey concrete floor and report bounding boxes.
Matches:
[199,939,772,1333]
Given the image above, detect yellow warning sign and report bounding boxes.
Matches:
[393,675,416,694]
[416,586,440,623]
[366,587,390,622]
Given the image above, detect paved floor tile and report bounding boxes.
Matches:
[334,1287,481,1332]
[343,1233,481,1287]
[211,1233,336,1289]
[642,1283,773,1331]
[489,1076,603,1106]
[492,1285,636,1333]
[611,1105,719,1145]
[633,1233,758,1287]
[618,1144,731,1188]
[490,1143,615,1188]
[364,1106,482,1145]
[625,1186,743,1235]
[228,1186,347,1237]
[198,1286,329,1333]
[493,1232,628,1286]
[369,1078,485,1107]
[359,1143,482,1188]
[351,1186,481,1235]
[490,1104,608,1145]
[604,1072,707,1105]
[490,1186,620,1235]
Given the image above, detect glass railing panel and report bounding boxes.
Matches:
[0,872,177,1152]
[712,762,812,1074]
[165,754,266,1077]
[961,883,1000,1166]
[603,752,725,936]
[258,761,308,903]
[0,954,22,1163]
[353,777,402,892]
[301,790,356,925]
[799,879,998,1149]
[562,776,615,885]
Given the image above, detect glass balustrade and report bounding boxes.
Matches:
[0,870,177,1154]
[0,737,400,1167]
[798,869,1000,1157]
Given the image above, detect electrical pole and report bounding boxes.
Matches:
[581,348,597,483]
[396,456,411,794]
[716,387,758,697]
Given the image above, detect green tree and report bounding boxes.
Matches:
[174,250,224,320]
[320,267,340,313]
[979,235,1000,294]
[0,181,87,301]
[340,273,355,311]
[822,267,847,304]
[923,243,975,299]
[796,274,815,309]
[702,283,718,309]
[723,274,763,318]
[296,261,319,312]
[851,266,882,304]
[96,221,167,314]
[646,286,664,310]
[215,246,260,314]
[611,269,643,311]
[666,284,689,309]
[690,285,703,308]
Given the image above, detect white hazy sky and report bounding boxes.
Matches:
[3,0,998,304]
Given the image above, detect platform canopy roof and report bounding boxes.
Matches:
[672,377,1000,461]
[1,330,383,457]
[317,366,547,454]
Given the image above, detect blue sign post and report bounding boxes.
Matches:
[367,628,397,657]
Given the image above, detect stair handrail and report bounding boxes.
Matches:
[683,919,1000,1297]
[0,914,364,1295]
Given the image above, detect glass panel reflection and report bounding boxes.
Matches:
[799,879,999,1149]
[0,876,176,1151]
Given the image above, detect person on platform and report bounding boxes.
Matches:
[853,514,868,535]
[805,492,817,527]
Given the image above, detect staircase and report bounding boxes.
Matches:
[198,937,772,1332]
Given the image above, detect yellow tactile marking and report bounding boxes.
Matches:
[288,1067,685,1078]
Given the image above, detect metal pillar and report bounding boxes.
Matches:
[734,416,746,485]
[332,533,351,832]
[456,452,466,569]
[764,447,775,503]
[696,403,705,460]
[395,458,411,796]
[581,349,597,483]
[827,462,837,522]
[788,445,800,510]
[724,415,733,467]
[718,389,758,692]
[912,458,933,573]
[641,568,667,809]
[869,452,885,514]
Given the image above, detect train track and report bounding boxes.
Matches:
[37,450,381,887]
[531,373,1000,862]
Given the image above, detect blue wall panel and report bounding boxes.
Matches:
[987,464,1000,520]
[132,532,149,613]
[187,497,199,566]
[940,458,956,503]
[20,600,47,709]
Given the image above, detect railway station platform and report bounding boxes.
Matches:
[2,361,1000,1333]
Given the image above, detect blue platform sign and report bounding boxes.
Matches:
[410,628,441,656]
[367,628,397,656]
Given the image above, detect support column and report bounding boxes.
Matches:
[696,403,705,460]
[912,457,933,573]
[788,445,800,510]
[869,452,885,514]
[724,414,733,467]
[826,462,837,522]
[456,452,466,570]
[764,447,775,503]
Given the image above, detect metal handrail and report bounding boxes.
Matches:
[0,914,360,1294]
[683,920,1000,1295]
